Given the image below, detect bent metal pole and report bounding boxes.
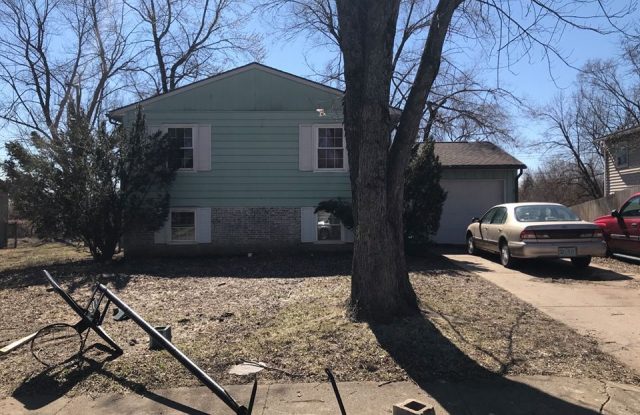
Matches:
[95,284,249,415]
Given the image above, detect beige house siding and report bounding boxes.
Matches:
[606,153,627,194]
[604,132,640,194]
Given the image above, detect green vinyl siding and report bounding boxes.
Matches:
[119,66,519,209]
[118,67,350,208]
[172,115,348,207]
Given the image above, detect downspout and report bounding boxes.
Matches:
[515,168,524,202]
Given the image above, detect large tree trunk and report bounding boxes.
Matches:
[337,0,418,321]
[337,0,462,321]
[346,95,419,321]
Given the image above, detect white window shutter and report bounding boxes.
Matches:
[300,207,316,242]
[154,217,169,244]
[196,125,212,171]
[343,226,354,243]
[299,124,313,171]
[195,207,212,243]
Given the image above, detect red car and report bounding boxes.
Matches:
[593,192,640,257]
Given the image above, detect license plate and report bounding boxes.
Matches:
[558,247,577,257]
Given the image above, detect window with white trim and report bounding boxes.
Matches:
[315,126,346,171]
[167,127,194,169]
[171,210,196,241]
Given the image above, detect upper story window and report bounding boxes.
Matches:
[315,126,346,171]
[168,127,194,169]
[614,145,628,168]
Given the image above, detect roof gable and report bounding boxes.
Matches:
[108,63,344,119]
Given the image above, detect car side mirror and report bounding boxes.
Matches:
[611,209,620,218]
[471,217,480,223]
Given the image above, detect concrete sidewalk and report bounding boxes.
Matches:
[443,253,640,374]
[2,376,640,414]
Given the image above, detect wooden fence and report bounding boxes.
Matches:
[570,185,640,221]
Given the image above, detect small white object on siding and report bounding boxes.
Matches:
[196,125,212,171]
[343,226,354,243]
[300,207,317,242]
[154,218,169,244]
[195,207,212,243]
[299,124,313,171]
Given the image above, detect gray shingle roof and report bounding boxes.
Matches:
[432,142,526,169]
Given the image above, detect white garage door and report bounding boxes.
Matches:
[434,179,505,244]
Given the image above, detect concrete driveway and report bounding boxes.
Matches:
[442,252,640,374]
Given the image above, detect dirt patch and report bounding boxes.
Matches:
[1,244,638,399]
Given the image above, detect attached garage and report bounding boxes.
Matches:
[432,142,526,245]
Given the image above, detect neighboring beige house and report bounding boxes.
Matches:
[0,180,7,248]
[603,125,640,195]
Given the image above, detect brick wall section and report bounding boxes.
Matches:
[124,207,307,256]
[211,207,300,245]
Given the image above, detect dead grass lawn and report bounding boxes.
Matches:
[1,243,638,399]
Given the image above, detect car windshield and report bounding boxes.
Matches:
[514,205,581,222]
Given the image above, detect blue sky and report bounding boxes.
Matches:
[0,3,634,173]
[261,16,630,171]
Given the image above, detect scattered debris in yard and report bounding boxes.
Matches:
[1,243,639,400]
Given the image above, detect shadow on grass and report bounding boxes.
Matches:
[12,344,208,415]
[0,251,354,291]
[370,313,601,414]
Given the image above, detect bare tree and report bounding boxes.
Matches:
[0,0,133,139]
[533,92,605,200]
[580,43,640,129]
[533,39,640,202]
[125,0,264,97]
[263,0,518,145]
[520,159,603,206]
[334,0,632,321]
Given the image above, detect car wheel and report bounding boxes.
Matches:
[500,241,516,268]
[571,256,591,268]
[467,234,476,255]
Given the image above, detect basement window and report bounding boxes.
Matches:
[316,211,342,241]
[171,210,196,242]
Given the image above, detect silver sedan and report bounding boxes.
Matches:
[466,203,607,268]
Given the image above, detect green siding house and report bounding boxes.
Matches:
[109,63,525,254]
[109,63,354,255]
